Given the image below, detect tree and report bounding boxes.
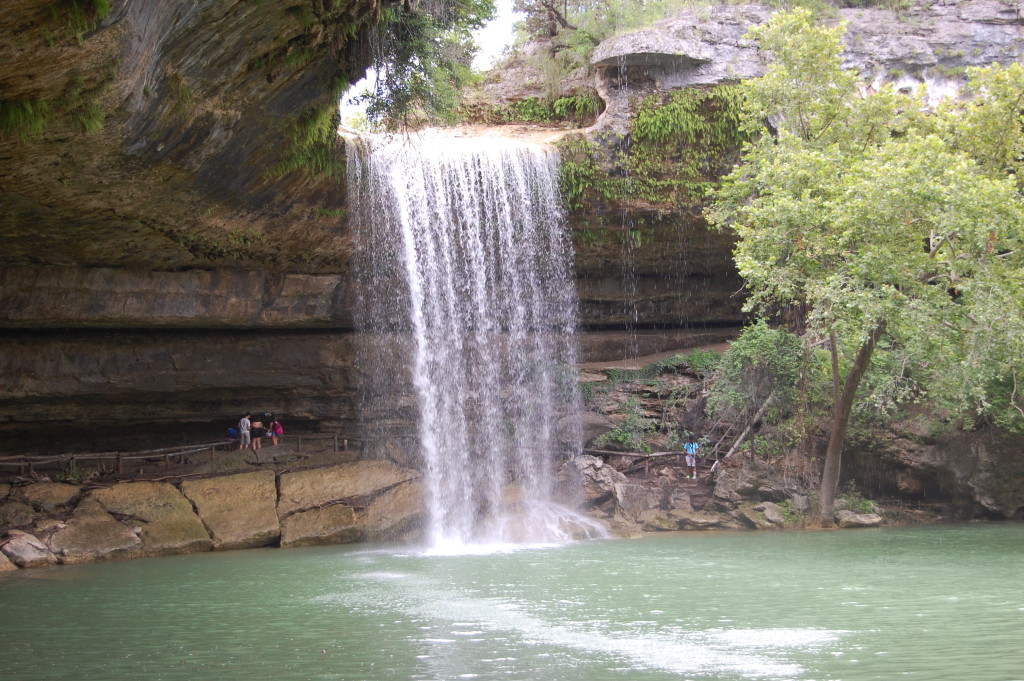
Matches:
[707,9,1024,522]
[359,0,496,128]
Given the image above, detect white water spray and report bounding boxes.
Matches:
[348,133,601,549]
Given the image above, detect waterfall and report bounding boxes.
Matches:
[348,133,598,549]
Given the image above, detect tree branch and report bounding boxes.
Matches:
[538,0,577,30]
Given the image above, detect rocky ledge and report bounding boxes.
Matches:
[0,458,424,571]
[589,1,1024,137]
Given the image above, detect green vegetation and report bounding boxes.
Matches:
[0,100,53,141]
[837,481,880,514]
[594,396,657,452]
[466,93,602,126]
[597,351,721,393]
[777,499,807,527]
[316,207,347,219]
[0,71,110,141]
[707,321,804,424]
[556,84,748,210]
[272,101,347,181]
[707,9,1024,521]
[357,0,497,128]
[584,350,722,455]
[46,0,112,45]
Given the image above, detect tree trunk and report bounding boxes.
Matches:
[817,322,886,524]
[540,0,578,30]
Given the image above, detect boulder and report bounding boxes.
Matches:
[0,500,35,528]
[87,482,212,557]
[713,456,791,504]
[363,480,427,542]
[554,454,628,509]
[46,499,142,564]
[181,471,280,550]
[849,427,1024,519]
[614,482,665,522]
[667,487,696,511]
[755,501,785,526]
[835,510,884,528]
[277,461,420,516]
[0,551,17,572]
[280,505,361,548]
[734,501,782,530]
[0,483,10,499]
[14,482,80,512]
[1,530,57,568]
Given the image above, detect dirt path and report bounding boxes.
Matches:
[579,342,731,372]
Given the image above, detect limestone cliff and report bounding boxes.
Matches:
[1,0,377,270]
[1,0,380,450]
[3,1,1023,458]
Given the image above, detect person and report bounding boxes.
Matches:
[267,415,283,446]
[251,416,265,451]
[238,413,251,450]
[684,438,700,480]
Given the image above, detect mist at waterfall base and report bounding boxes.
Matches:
[348,133,603,550]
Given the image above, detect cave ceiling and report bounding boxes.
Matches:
[0,0,381,273]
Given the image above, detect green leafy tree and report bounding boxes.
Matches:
[707,9,1024,522]
[359,0,496,128]
[708,320,804,425]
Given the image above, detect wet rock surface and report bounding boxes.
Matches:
[835,510,884,528]
[277,461,421,516]
[46,498,143,564]
[181,471,280,550]
[0,457,426,571]
[1,530,58,568]
[280,505,361,548]
[87,481,213,558]
[11,482,80,512]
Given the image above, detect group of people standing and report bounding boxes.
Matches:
[237,412,283,451]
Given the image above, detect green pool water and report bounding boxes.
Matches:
[2,523,1022,681]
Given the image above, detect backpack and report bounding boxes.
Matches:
[273,422,284,436]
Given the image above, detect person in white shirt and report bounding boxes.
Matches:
[238,412,252,450]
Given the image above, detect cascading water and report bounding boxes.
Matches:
[348,133,602,550]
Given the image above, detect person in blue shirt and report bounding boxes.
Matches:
[683,438,700,480]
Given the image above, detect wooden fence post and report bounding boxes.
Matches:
[334,434,338,453]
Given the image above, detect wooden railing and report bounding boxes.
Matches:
[583,448,718,478]
[0,432,364,478]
